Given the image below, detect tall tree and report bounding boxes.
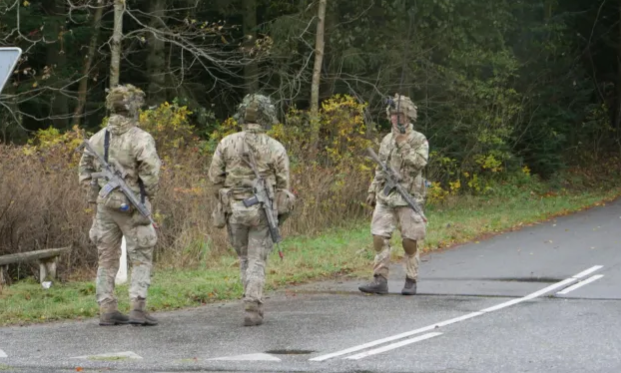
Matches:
[146,0,168,105]
[310,0,326,117]
[242,0,259,93]
[110,0,124,87]
[45,0,69,129]
[73,0,105,125]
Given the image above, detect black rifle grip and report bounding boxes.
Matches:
[243,195,259,208]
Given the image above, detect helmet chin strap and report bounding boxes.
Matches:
[396,95,405,134]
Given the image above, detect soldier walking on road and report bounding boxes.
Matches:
[79,84,162,326]
[359,94,429,296]
[208,93,295,326]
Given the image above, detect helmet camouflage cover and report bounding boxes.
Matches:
[386,93,417,122]
[106,84,146,117]
[233,93,279,128]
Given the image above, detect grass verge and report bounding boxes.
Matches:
[1,186,620,326]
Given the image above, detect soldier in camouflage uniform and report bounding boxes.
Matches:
[79,84,161,326]
[208,93,294,326]
[359,94,429,296]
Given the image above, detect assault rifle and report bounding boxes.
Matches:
[242,144,284,260]
[77,139,156,226]
[367,147,427,223]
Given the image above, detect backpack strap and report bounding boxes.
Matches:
[104,129,110,163]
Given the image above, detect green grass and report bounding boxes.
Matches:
[1,186,620,326]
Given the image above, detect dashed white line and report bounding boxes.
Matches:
[344,333,442,360]
[557,275,604,295]
[70,351,143,360]
[0,348,7,358]
[310,265,604,362]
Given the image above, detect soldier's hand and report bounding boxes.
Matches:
[366,193,376,207]
[395,133,408,145]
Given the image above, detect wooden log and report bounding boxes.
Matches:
[0,247,71,266]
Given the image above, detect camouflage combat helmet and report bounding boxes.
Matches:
[106,84,146,118]
[386,93,417,122]
[233,93,279,129]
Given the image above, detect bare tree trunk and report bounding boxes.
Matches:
[310,0,327,117]
[243,0,259,93]
[45,0,68,129]
[73,0,104,126]
[146,0,167,105]
[109,0,125,88]
[617,0,621,154]
[617,0,621,130]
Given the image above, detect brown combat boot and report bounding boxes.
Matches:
[244,301,263,326]
[401,277,417,295]
[358,274,388,294]
[129,299,158,326]
[99,302,129,326]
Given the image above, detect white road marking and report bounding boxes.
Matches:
[479,277,577,313]
[557,275,604,295]
[344,333,442,360]
[70,351,143,360]
[310,311,484,362]
[310,265,604,362]
[207,353,281,361]
[0,348,7,358]
[573,265,603,279]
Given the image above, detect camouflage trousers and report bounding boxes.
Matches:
[89,205,157,312]
[370,202,426,280]
[226,200,274,305]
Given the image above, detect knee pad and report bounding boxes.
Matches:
[373,235,389,252]
[402,238,417,255]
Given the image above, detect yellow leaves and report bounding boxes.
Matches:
[475,154,503,173]
[139,101,196,159]
[428,182,449,204]
[522,165,531,176]
[449,180,461,195]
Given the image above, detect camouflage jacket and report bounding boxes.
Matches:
[208,124,289,201]
[368,124,429,207]
[78,114,161,198]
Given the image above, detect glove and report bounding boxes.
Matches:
[395,133,408,146]
[366,192,376,207]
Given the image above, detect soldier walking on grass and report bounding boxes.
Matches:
[208,93,295,326]
[79,84,162,326]
[360,94,429,296]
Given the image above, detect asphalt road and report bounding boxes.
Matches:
[1,199,621,373]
